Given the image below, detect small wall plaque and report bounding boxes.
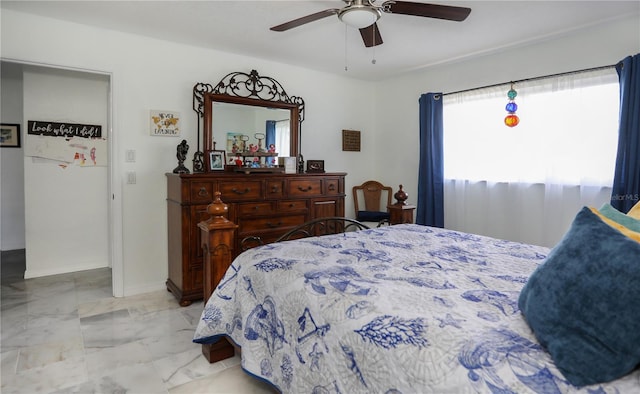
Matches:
[342,129,361,152]
[150,110,180,136]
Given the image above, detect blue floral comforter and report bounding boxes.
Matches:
[193,224,639,393]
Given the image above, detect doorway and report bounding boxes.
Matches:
[0,60,120,296]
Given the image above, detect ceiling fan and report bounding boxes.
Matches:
[270,0,471,48]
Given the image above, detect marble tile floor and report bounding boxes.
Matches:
[1,250,276,394]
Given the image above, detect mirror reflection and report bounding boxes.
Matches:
[212,102,291,161]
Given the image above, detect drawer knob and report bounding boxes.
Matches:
[198,187,209,197]
[297,185,312,192]
[271,186,279,193]
[232,187,250,195]
[266,221,283,228]
[328,184,336,191]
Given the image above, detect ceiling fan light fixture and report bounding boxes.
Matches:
[338,6,381,29]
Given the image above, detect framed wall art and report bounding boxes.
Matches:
[150,110,180,136]
[342,129,360,152]
[209,150,226,171]
[0,123,21,148]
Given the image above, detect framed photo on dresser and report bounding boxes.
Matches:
[208,150,226,171]
[306,160,325,173]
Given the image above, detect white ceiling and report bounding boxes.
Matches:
[2,1,639,81]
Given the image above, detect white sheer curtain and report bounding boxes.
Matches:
[276,119,290,156]
[443,68,619,247]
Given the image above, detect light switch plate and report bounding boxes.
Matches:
[125,149,136,163]
[126,171,136,184]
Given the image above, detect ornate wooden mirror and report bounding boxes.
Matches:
[193,70,305,172]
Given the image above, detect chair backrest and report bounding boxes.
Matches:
[352,180,393,216]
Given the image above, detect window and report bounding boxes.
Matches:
[441,68,620,247]
[443,68,620,186]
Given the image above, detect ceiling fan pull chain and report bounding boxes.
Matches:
[344,24,349,71]
[371,23,377,65]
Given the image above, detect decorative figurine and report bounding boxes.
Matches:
[268,143,276,153]
[394,184,408,205]
[173,139,190,174]
[297,154,304,174]
[255,133,266,152]
[240,135,249,152]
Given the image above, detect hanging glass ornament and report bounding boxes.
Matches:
[504,114,520,127]
[504,83,519,127]
[505,102,518,113]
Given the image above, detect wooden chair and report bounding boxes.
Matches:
[352,180,392,227]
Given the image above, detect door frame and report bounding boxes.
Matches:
[1,57,123,297]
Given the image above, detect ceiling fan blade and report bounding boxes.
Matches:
[383,1,471,22]
[270,9,339,32]
[359,23,383,47]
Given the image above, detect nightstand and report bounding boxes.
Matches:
[387,203,416,225]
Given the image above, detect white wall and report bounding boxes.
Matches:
[22,67,109,278]
[373,15,640,207]
[1,9,376,295]
[0,62,25,251]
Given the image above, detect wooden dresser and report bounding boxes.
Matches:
[166,172,346,306]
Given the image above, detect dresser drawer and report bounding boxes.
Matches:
[238,214,307,234]
[237,201,275,216]
[190,182,215,203]
[266,180,284,198]
[219,180,262,201]
[325,178,341,195]
[288,179,322,197]
[277,200,308,213]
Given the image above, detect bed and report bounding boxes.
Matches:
[193,207,640,393]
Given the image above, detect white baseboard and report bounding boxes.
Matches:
[23,263,166,299]
[24,261,108,279]
[122,281,167,297]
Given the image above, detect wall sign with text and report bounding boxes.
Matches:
[150,110,180,136]
[25,120,107,167]
[28,120,102,138]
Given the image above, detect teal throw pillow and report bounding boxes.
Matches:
[518,207,640,387]
[599,202,640,232]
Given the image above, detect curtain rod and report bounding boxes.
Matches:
[440,62,619,97]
